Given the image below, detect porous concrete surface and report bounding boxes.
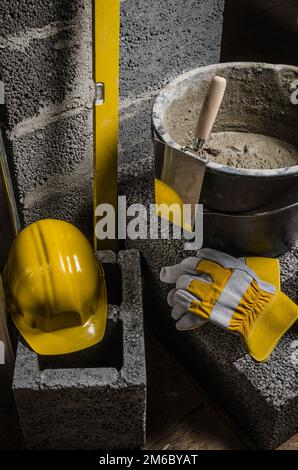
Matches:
[0,0,225,237]
[13,250,146,450]
[0,0,93,233]
[121,157,298,450]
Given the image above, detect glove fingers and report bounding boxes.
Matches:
[160,257,199,284]
[167,288,176,307]
[196,249,275,294]
[176,274,212,290]
[170,289,199,320]
[176,313,207,331]
[176,274,212,300]
[196,248,248,270]
[168,272,212,308]
[172,303,188,321]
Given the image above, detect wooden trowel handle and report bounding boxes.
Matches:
[194,76,226,143]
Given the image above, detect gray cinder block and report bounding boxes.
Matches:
[13,250,146,450]
[8,110,93,234]
[0,0,93,233]
[0,1,83,38]
[0,29,93,130]
[122,158,298,450]
[120,0,224,99]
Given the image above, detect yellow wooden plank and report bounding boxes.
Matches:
[93,0,120,250]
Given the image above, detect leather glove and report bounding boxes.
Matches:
[160,248,298,362]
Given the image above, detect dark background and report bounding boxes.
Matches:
[221,0,298,66]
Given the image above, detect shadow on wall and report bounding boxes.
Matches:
[221,0,298,66]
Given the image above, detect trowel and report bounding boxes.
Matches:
[154,75,226,229]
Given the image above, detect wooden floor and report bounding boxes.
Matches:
[145,334,298,451]
[0,333,297,450]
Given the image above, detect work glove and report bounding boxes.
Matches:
[160,248,298,362]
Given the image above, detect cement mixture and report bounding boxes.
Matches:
[200,131,298,169]
[163,65,298,170]
[165,118,298,170]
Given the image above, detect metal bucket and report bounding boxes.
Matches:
[202,183,298,256]
[152,62,298,213]
[203,203,298,257]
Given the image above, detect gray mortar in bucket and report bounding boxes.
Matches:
[152,62,298,213]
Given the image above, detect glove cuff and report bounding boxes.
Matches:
[244,291,298,362]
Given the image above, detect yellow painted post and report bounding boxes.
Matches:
[93,0,120,251]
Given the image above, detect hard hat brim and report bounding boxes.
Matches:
[11,275,108,356]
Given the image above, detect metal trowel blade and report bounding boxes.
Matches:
[154,139,206,230]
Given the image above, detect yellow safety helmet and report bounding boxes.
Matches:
[3,219,107,356]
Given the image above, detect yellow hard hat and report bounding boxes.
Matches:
[3,219,107,356]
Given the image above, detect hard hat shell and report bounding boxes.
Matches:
[3,219,107,355]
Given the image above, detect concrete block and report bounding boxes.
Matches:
[5,109,93,235]
[0,0,85,38]
[0,7,92,130]
[21,163,93,238]
[0,0,93,231]
[10,110,92,194]
[13,250,146,450]
[119,0,225,98]
[7,109,93,233]
[122,158,298,449]
[119,97,153,165]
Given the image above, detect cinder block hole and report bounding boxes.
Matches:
[38,318,123,371]
[103,263,122,306]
